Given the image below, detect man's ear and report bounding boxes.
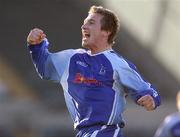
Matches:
[102,30,111,38]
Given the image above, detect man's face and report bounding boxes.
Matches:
[81,13,106,49]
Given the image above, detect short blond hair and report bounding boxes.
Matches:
[88,5,120,44]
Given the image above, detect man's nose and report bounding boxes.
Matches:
[81,24,87,30]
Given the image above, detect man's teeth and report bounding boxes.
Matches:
[85,34,90,37]
[84,33,90,38]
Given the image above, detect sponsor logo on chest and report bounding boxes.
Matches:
[76,61,88,67]
[73,73,102,86]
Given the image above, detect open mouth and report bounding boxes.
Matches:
[84,34,90,38]
[82,32,90,39]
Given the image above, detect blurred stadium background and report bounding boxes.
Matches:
[0,0,180,137]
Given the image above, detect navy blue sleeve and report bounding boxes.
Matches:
[28,39,76,82]
[28,39,51,78]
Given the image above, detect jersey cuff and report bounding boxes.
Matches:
[133,90,161,108]
[28,38,49,51]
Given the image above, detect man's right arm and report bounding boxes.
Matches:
[27,28,72,82]
[27,28,60,81]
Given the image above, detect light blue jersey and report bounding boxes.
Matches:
[28,39,160,136]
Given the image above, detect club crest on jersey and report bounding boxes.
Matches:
[99,64,106,75]
[73,73,102,86]
[76,61,88,67]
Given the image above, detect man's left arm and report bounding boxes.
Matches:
[117,58,161,110]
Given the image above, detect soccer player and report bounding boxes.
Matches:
[154,91,180,137]
[27,5,161,137]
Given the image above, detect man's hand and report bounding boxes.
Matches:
[137,95,155,111]
[27,28,46,45]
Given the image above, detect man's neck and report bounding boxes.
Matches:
[90,44,112,55]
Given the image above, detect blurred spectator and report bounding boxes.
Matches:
[154,91,180,137]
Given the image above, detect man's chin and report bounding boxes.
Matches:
[82,42,89,49]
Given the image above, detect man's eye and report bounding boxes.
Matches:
[89,21,94,24]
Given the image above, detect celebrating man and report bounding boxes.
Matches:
[27,5,161,137]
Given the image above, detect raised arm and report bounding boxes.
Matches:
[27,28,59,81]
[27,28,74,82]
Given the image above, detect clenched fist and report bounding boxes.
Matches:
[137,95,155,111]
[27,28,46,45]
